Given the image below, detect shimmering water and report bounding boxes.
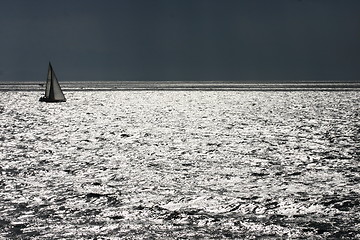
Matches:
[0,90,359,239]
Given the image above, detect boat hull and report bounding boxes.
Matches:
[39,97,66,102]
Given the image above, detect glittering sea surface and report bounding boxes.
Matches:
[0,89,359,239]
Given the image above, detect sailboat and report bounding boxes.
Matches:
[39,62,66,102]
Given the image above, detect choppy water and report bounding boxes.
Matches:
[1,81,360,91]
[0,90,359,239]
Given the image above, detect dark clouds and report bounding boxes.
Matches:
[1,0,360,82]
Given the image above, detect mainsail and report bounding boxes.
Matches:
[40,62,66,102]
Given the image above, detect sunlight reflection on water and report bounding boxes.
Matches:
[0,91,359,239]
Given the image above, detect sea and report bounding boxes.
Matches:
[0,81,359,239]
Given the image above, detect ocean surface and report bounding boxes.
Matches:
[1,80,360,91]
[0,82,359,239]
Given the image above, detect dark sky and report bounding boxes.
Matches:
[1,0,360,82]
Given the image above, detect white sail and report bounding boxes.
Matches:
[40,62,66,102]
[49,64,66,101]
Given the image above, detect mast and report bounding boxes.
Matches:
[49,65,55,100]
[44,62,52,98]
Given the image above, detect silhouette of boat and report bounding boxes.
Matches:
[39,62,66,102]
